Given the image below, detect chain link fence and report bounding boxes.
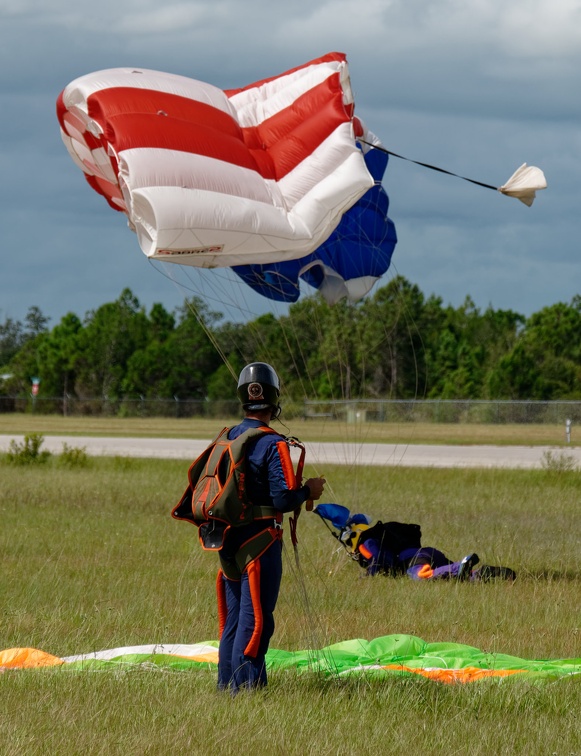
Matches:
[302,399,581,424]
[2,395,581,424]
[0,395,241,418]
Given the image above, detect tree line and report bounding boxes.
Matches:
[2,276,581,402]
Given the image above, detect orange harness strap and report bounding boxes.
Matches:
[417,563,434,579]
[285,437,307,550]
[244,558,264,658]
[217,528,282,653]
[216,569,228,639]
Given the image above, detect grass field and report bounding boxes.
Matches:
[0,412,576,446]
[1,450,580,755]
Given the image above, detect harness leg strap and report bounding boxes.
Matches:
[216,569,228,639]
[243,558,263,658]
[235,526,282,576]
[217,527,283,655]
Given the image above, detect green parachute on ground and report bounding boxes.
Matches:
[2,634,579,684]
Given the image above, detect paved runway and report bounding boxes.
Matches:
[1,434,579,469]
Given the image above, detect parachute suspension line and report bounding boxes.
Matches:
[280,538,343,680]
[151,261,330,420]
[316,293,392,505]
[284,529,368,681]
[187,298,238,382]
[268,293,359,501]
[387,260,430,403]
[277,299,328,401]
[352,260,428,406]
[152,262,307,388]
[287,295,344,398]
[351,261,428,461]
[213,275,322,410]
[153,260,328,413]
[150,261,238,381]
[360,140,499,191]
[195,267,300,377]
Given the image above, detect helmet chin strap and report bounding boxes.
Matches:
[244,404,281,421]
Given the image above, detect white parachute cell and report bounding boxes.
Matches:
[57,55,375,269]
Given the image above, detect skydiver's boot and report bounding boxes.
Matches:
[474,565,517,582]
[457,553,479,581]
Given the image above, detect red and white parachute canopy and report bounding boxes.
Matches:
[56,53,376,270]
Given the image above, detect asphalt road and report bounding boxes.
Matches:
[1,434,580,469]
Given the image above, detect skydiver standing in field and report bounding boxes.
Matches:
[218,363,325,692]
[175,362,325,693]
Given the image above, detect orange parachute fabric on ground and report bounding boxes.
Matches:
[0,648,64,669]
[381,664,525,683]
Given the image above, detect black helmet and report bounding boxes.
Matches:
[237,362,281,415]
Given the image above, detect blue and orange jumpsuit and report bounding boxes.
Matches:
[358,539,470,579]
[217,418,310,692]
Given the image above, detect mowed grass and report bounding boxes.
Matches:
[0,411,575,446]
[1,455,580,755]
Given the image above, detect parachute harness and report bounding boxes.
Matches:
[285,436,308,558]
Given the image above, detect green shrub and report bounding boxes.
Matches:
[58,442,90,468]
[540,450,578,473]
[5,433,51,465]
[112,455,139,471]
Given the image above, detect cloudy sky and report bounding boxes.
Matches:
[1,0,579,327]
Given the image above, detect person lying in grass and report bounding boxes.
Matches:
[314,503,516,581]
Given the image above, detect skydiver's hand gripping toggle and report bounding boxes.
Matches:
[304,476,326,511]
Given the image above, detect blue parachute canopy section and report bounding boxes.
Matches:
[232,145,397,304]
[314,503,372,529]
